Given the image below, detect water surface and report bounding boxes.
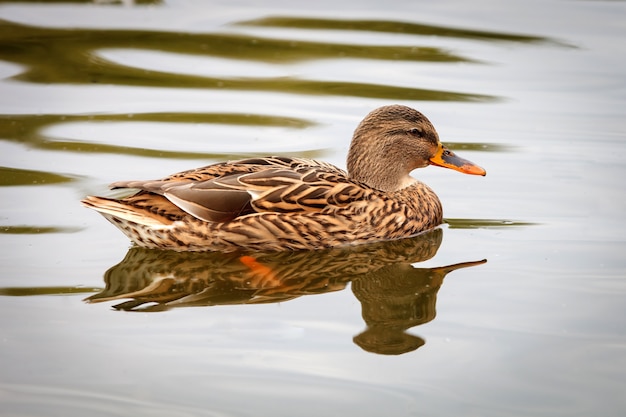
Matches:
[1,0,625,416]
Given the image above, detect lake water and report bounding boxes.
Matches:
[1,0,625,416]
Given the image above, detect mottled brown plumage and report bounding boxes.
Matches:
[81,105,485,252]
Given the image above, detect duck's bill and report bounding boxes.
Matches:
[429,144,486,176]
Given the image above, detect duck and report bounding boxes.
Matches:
[81,105,486,252]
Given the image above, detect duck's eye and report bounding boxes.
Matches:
[408,128,422,137]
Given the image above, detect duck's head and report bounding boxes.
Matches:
[347,105,486,191]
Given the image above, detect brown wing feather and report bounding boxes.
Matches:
[164,185,254,223]
[105,156,370,224]
[245,168,369,213]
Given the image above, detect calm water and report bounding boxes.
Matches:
[1,0,625,416]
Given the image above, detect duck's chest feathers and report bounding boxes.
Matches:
[389,182,443,232]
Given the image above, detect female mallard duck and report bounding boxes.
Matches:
[82,105,485,252]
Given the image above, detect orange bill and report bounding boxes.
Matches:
[429,144,486,176]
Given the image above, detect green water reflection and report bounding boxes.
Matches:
[445,218,536,229]
[0,113,320,159]
[238,16,562,44]
[0,286,99,296]
[0,166,76,186]
[0,19,495,101]
[0,225,83,234]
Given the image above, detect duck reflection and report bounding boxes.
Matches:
[86,228,485,355]
[351,259,483,355]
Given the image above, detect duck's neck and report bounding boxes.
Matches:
[347,156,416,192]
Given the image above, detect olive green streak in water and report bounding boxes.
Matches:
[238,16,568,46]
[0,225,83,234]
[0,113,325,159]
[0,166,76,186]
[445,218,536,229]
[0,19,494,102]
[0,286,101,296]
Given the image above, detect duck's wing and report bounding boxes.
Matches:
[109,157,372,223]
[109,156,341,190]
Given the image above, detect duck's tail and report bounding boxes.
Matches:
[81,195,171,227]
[81,195,185,250]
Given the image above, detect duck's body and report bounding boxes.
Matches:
[82,105,485,252]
